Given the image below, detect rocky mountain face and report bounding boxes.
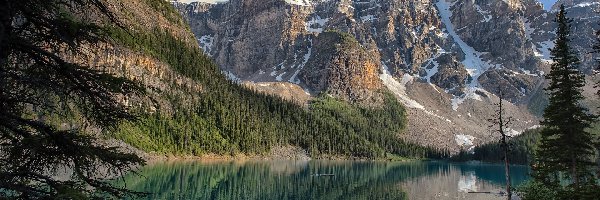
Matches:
[299,31,384,105]
[70,0,206,118]
[174,0,600,152]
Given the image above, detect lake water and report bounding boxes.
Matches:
[120,160,530,200]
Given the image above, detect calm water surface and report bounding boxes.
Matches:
[121,160,530,200]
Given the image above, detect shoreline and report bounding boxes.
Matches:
[142,152,424,165]
[143,153,272,164]
[114,140,423,164]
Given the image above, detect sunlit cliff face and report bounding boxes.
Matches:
[173,0,596,153]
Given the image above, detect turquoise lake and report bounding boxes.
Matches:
[120,160,530,200]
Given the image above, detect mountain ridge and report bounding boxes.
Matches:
[174,0,599,152]
[67,0,443,159]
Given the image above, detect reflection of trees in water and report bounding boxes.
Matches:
[118,161,530,200]
[401,162,531,200]
[119,161,433,200]
[452,162,530,186]
[405,162,530,186]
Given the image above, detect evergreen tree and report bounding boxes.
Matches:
[0,0,145,199]
[107,23,446,160]
[532,4,597,198]
[594,18,600,179]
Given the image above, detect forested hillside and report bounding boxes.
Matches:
[452,122,600,166]
[451,129,541,165]
[106,0,441,159]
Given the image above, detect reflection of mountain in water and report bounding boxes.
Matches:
[458,172,478,193]
[455,162,530,186]
[401,162,530,200]
[119,161,529,200]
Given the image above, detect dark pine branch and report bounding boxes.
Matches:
[0,0,146,199]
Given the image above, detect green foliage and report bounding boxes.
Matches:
[516,180,560,200]
[105,25,443,159]
[118,161,415,200]
[533,5,598,190]
[516,5,600,199]
[451,129,541,165]
[593,13,600,183]
[517,179,600,200]
[143,0,182,24]
[305,93,421,158]
[0,0,146,199]
[324,30,360,47]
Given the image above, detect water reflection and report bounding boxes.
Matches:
[401,162,529,200]
[120,161,529,200]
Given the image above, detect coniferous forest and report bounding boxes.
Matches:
[451,129,541,165]
[0,0,444,198]
[3,0,600,199]
[105,24,442,159]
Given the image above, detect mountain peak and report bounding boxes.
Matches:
[174,0,598,152]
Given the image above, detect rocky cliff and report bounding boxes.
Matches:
[28,0,440,159]
[175,0,600,152]
[86,0,203,114]
[299,31,384,105]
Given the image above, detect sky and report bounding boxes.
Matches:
[177,0,559,10]
[539,0,558,10]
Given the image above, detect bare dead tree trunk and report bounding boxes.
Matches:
[499,94,511,200]
[491,89,512,200]
[504,147,512,200]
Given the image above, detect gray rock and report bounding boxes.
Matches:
[172,0,599,152]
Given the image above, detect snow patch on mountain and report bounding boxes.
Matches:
[360,15,377,22]
[573,1,600,8]
[450,88,485,111]
[505,128,522,137]
[436,0,492,87]
[455,134,476,150]
[380,61,458,122]
[380,62,425,110]
[436,0,494,111]
[306,16,329,33]
[286,0,311,6]
[424,60,439,83]
[535,40,554,63]
[198,35,214,55]
[423,47,446,83]
[224,71,241,83]
[276,72,287,81]
[474,4,492,23]
[289,38,313,84]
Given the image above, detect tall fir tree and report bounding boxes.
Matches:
[532,4,597,197]
[594,17,600,179]
[0,0,145,198]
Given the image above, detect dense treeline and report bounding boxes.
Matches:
[451,126,596,166]
[105,23,443,159]
[143,0,182,24]
[451,129,541,165]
